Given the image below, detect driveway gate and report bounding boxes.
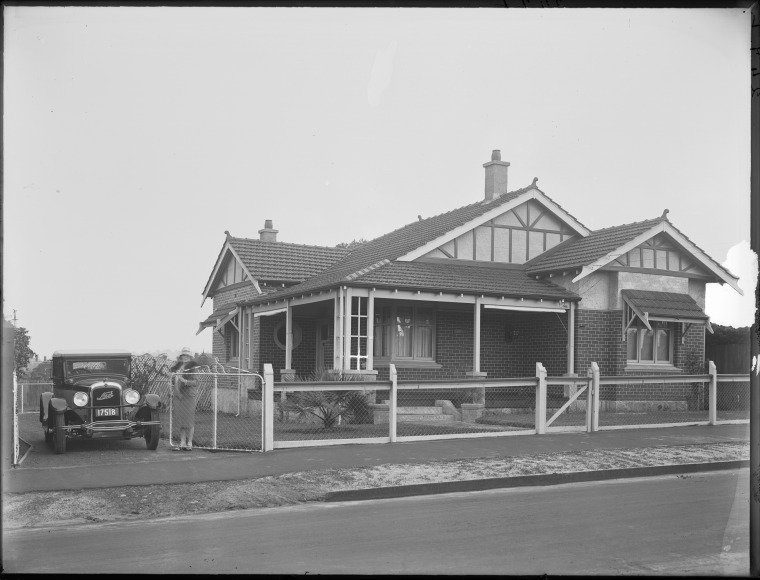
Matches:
[168,368,263,452]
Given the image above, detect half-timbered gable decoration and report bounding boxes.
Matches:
[212,255,250,293]
[609,232,711,278]
[421,198,579,264]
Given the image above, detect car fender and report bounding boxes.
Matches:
[49,398,68,414]
[144,393,160,409]
[40,392,54,423]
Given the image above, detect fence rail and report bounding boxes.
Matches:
[259,360,749,451]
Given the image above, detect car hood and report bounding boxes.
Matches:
[71,376,128,389]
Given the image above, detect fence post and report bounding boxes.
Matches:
[12,372,19,467]
[708,360,717,425]
[389,364,397,443]
[263,364,274,452]
[212,374,218,450]
[535,362,547,434]
[585,367,593,433]
[168,374,174,447]
[591,362,600,432]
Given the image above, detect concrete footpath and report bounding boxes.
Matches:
[3,424,749,494]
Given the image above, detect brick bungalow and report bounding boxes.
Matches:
[198,150,741,408]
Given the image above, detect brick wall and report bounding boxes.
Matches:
[211,284,259,312]
[574,309,621,376]
[259,314,286,379]
[210,284,261,363]
[576,309,707,406]
[481,310,568,377]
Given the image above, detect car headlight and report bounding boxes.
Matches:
[123,389,140,405]
[73,392,89,407]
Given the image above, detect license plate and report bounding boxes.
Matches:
[95,408,118,418]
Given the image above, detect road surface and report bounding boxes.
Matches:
[3,469,748,575]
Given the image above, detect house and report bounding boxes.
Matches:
[198,150,741,410]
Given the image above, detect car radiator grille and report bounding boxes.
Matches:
[92,385,121,421]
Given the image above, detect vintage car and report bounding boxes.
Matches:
[40,350,161,454]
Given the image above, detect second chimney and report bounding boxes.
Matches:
[483,149,510,201]
[258,219,279,242]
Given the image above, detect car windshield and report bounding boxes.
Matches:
[64,359,129,377]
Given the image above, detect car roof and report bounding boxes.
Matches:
[52,349,132,358]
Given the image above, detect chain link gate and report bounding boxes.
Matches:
[168,368,263,452]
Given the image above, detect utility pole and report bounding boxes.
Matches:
[12,310,18,327]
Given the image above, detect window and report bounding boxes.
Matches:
[225,316,240,359]
[273,320,303,350]
[349,297,369,370]
[373,304,435,362]
[626,321,672,364]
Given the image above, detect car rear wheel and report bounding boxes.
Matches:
[145,408,160,450]
[53,411,67,455]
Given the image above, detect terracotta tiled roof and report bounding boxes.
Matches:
[245,185,543,304]
[621,289,708,319]
[228,237,349,282]
[350,262,579,300]
[525,217,663,275]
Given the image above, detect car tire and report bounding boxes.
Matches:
[145,408,160,450]
[53,411,67,455]
[42,400,54,447]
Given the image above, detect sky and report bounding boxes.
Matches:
[3,6,755,358]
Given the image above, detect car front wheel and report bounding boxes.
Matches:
[145,408,160,450]
[44,424,53,447]
[53,411,67,455]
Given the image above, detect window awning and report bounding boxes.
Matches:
[253,307,287,318]
[196,307,238,336]
[215,307,240,333]
[484,304,568,314]
[621,289,713,340]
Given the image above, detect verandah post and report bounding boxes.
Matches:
[708,360,717,425]
[585,367,593,433]
[263,363,274,452]
[389,363,397,443]
[591,362,600,432]
[535,362,547,434]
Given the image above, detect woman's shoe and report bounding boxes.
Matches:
[172,446,182,451]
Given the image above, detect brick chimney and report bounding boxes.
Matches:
[483,149,510,201]
[258,219,279,242]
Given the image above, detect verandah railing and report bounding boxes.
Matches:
[259,361,749,451]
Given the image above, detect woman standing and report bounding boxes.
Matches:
[170,347,200,451]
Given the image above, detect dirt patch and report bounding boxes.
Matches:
[3,441,748,530]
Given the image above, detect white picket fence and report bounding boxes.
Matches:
[258,361,749,451]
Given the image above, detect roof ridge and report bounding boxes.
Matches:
[344,258,391,281]
[589,216,663,234]
[229,237,349,253]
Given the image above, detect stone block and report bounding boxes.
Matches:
[461,402,485,423]
[435,399,462,421]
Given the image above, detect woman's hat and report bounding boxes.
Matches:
[179,347,194,359]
